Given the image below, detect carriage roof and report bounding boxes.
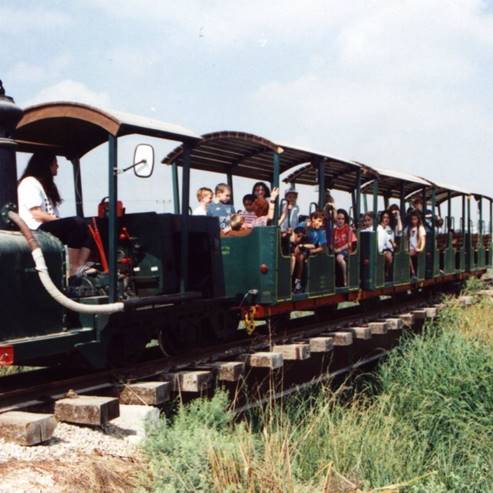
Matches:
[15,101,199,158]
[162,131,352,182]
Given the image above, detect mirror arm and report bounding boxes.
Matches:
[118,159,146,175]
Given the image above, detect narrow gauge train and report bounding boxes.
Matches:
[0,84,491,369]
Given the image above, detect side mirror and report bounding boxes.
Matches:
[133,144,155,178]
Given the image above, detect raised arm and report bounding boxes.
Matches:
[267,187,280,222]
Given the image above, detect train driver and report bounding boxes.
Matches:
[17,151,92,280]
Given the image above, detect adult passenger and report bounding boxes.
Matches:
[250,188,279,227]
[17,151,92,279]
[252,181,271,199]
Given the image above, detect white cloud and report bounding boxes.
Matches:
[249,0,493,196]
[22,80,111,108]
[6,55,72,85]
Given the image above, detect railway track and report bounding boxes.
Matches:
[0,286,488,446]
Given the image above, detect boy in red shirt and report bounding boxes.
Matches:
[333,208,356,287]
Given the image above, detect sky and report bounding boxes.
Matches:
[2,0,493,221]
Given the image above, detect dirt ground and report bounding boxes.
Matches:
[0,453,146,493]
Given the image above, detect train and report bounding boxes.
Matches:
[0,82,491,369]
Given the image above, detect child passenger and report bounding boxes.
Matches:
[279,188,300,233]
[406,211,426,277]
[333,208,354,287]
[239,194,257,227]
[323,191,337,246]
[292,211,327,293]
[306,211,327,253]
[207,183,234,230]
[290,227,307,293]
[360,212,374,232]
[377,210,395,280]
[192,187,213,216]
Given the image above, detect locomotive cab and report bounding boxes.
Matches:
[0,101,230,368]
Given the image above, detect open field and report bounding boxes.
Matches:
[141,281,493,492]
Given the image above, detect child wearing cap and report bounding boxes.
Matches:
[279,188,300,233]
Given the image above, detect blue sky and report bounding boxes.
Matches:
[2,0,493,219]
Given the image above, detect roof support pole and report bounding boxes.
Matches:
[490,199,492,238]
[180,142,192,293]
[422,187,427,224]
[363,193,368,213]
[461,194,466,232]
[467,195,471,236]
[489,200,492,267]
[478,197,483,237]
[0,82,22,229]
[372,180,379,230]
[430,188,437,276]
[355,168,361,226]
[272,152,280,224]
[227,172,234,206]
[431,188,436,230]
[71,158,84,217]
[171,161,180,214]
[108,134,118,302]
[316,156,325,210]
[398,183,405,253]
[447,191,451,234]
[447,191,452,248]
[399,183,405,213]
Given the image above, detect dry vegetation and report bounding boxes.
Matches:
[0,454,143,493]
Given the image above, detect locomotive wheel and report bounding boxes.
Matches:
[269,313,290,336]
[315,304,338,322]
[107,329,149,367]
[158,326,189,356]
[158,316,202,357]
[209,309,241,341]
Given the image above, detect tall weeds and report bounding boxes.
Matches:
[142,289,493,492]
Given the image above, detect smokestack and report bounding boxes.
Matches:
[0,80,23,228]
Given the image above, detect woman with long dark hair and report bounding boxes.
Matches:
[252,181,271,199]
[377,210,395,280]
[18,151,92,278]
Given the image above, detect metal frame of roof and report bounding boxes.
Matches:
[15,101,199,158]
[406,180,471,204]
[162,131,334,181]
[357,164,430,199]
[282,158,365,193]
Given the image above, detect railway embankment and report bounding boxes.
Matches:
[141,280,493,492]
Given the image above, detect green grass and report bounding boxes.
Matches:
[0,365,37,376]
[142,282,493,492]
